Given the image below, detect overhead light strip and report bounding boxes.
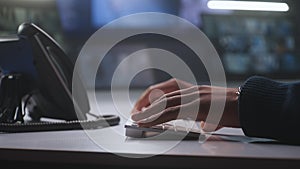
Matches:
[207,1,289,12]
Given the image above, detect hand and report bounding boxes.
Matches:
[131,78,193,115]
[131,79,240,131]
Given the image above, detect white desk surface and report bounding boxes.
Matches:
[0,91,300,168]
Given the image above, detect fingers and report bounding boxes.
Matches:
[136,98,201,127]
[152,86,199,105]
[137,106,180,127]
[131,90,201,122]
[131,80,173,114]
[132,88,165,114]
[130,87,163,115]
[131,78,193,115]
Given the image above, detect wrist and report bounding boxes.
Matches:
[221,88,240,127]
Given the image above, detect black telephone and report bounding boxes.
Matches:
[0,23,120,132]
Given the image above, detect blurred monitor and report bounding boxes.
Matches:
[202,13,299,79]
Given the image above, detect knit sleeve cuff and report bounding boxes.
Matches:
[238,76,289,139]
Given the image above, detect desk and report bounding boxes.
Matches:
[0,91,300,169]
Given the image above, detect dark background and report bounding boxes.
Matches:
[0,0,299,88]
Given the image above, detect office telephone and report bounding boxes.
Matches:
[0,23,119,132]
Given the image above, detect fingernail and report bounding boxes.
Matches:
[131,113,139,121]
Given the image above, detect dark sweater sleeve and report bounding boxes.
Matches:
[238,76,300,143]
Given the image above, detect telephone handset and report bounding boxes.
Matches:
[0,23,119,132]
